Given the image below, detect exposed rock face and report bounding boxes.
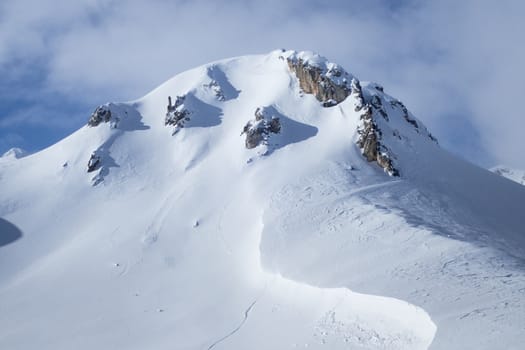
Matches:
[352,78,441,177]
[242,107,281,149]
[88,105,114,127]
[165,95,191,128]
[281,51,402,176]
[87,152,101,173]
[354,82,399,177]
[283,51,354,106]
[356,105,399,177]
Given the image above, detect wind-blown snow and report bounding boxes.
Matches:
[0,50,524,350]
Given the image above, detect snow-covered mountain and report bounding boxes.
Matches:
[1,50,524,350]
[491,166,525,186]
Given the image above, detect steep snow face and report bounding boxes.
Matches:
[491,166,525,185]
[1,50,524,350]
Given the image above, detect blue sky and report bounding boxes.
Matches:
[1,0,524,168]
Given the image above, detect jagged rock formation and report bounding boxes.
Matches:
[87,152,101,173]
[165,95,191,128]
[242,107,281,149]
[356,108,399,176]
[88,105,115,127]
[281,50,399,175]
[354,80,440,176]
[353,80,399,176]
[279,50,439,177]
[283,51,354,107]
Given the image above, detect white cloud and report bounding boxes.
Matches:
[1,0,524,168]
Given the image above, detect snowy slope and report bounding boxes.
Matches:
[1,50,524,350]
[491,166,525,186]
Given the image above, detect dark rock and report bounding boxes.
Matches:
[268,117,281,134]
[88,105,113,127]
[322,100,338,107]
[356,105,399,177]
[428,133,438,143]
[87,152,101,173]
[165,95,191,128]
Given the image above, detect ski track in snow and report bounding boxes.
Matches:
[206,295,262,350]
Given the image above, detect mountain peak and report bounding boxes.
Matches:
[82,49,438,180]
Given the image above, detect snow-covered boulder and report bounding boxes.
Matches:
[242,107,281,149]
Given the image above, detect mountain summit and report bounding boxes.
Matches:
[1,50,524,350]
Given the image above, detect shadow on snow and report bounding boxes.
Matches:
[0,217,22,248]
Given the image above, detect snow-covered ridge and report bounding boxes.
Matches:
[491,166,525,185]
[84,49,438,178]
[280,49,438,176]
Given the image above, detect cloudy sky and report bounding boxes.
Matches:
[1,0,524,168]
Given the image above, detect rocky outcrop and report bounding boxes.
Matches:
[88,105,114,127]
[350,79,365,111]
[282,51,354,107]
[165,95,191,128]
[242,107,281,149]
[87,152,101,173]
[357,105,399,176]
[354,82,399,176]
